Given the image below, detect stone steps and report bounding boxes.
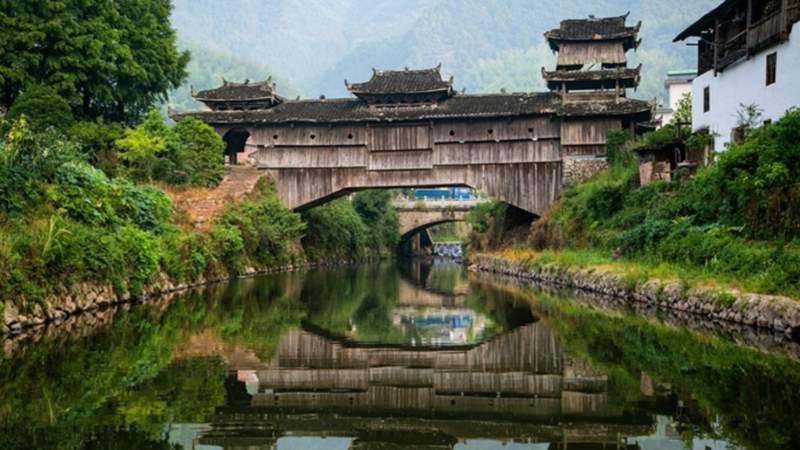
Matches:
[169,165,266,227]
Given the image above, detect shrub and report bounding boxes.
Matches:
[302,199,369,260]
[606,129,634,167]
[166,118,225,187]
[217,179,305,266]
[113,181,174,234]
[52,162,118,225]
[210,224,246,274]
[4,85,74,132]
[69,120,125,176]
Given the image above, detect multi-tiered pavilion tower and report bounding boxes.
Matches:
[543,13,642,103]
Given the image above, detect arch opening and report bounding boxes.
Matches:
[222,128,251,165]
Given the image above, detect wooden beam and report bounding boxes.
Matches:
[713,18,720,75]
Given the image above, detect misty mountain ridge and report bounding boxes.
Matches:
[170,0,719,107]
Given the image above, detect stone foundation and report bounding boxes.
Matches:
[469,255,800,338]
[563,157,609,185]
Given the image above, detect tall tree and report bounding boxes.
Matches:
[0,0,189,123]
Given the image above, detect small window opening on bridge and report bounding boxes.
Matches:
[487,129,494,135]
[449,130,455,136]
[310,134,316,139]
[273,134,279,140]
[348,133,354,139]
[528,128,534,133]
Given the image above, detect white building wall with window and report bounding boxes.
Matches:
[692,30,800,151]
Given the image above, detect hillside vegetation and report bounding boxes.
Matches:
[520,110,800,297]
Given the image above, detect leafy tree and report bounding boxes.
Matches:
[166,117,225,186]
[69,119,126,176]
[671,92,692,126]
[115,116,167,183]
[3,85,74,132]
[0,0,189,123]
[353,189,400,250]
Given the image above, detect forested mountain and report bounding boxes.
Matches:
[170,0,720,104]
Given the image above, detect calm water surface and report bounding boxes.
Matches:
[2,259,800,449]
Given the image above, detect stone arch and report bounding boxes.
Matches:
[222,127,251,165]
[398,218,465,246]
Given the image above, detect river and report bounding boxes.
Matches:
[1,259,800,449]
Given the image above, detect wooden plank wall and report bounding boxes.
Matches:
[557,42,626,66]
[561,118,620,146]
[247,115,566,214]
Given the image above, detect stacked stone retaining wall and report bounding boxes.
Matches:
[470,255,800,338]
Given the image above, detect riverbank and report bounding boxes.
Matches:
[2,256,383,336]
[469,252,800,338]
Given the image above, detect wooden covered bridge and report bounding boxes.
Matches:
[176,14,653,217]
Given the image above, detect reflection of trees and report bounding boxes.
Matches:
[0,274,308,449]
[202,273,307,360]
[301,263,402,343]
[424,263,462,295]
[530,292,800,450]
[0,299,214,449]
[397,258,465,295]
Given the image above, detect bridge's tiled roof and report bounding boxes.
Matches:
[173,93,652,124]
[193,78,280,101]
[346,67,453,95]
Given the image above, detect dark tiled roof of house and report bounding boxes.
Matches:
[193,78,280,101]
[173,92,653,125]
[346,66,453,95]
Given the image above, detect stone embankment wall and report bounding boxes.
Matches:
[2,259,365,336]
[470,255,800,338]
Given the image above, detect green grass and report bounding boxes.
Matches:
[488,246,796,299]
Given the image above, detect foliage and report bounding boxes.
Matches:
[736,102,764,129]
[466,200,509,250]
[115,110,224,187]
[606,129,635,168]
[353,189,400,252]
[0,123,258,306]
[670,92,692,126]
[0,0,189,123]
[215,178,305,270]
[115,116,167,183]
[302,199,371,260]
[534,110,800,296]
[3,85,74,132]
[69,120,126,176]
[166,117,225,186]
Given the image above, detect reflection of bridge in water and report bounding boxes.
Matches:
[197,321,652,449]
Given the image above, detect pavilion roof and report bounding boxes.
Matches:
[545,13,641,50]
[346,66,454,96]
[192,77,281,102]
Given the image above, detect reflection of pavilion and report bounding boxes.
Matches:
[195,322,652,449]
